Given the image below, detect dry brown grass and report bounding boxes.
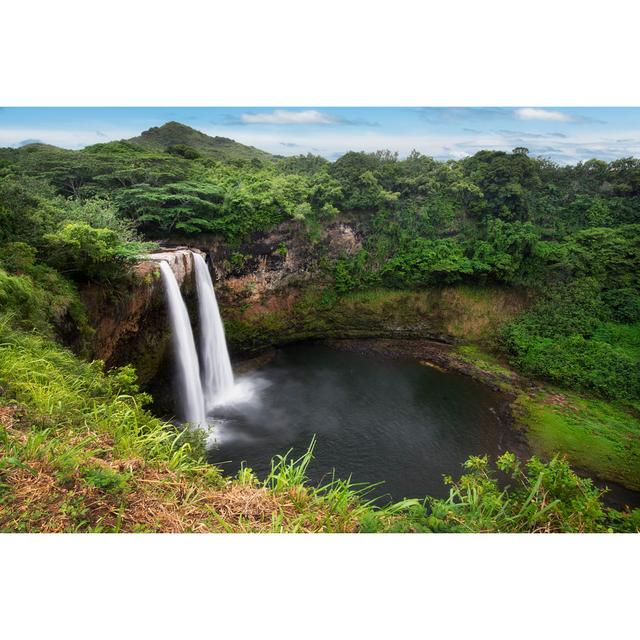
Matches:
[0,418,360,533]
[439,286,529,341]
[0,404,20,429]
[2,459,125,532]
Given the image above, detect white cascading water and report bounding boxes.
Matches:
[159,260,206,427]
[192,252,235,410]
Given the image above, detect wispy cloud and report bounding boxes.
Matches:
[205,126,640,165]
[240,109,340,125]
[232,109,378,126]
[496,129,572,140]
[497,129,547,139]
[422,107,604,126]
[0,128,136,149]
[419,107,508,123]
[514,108,573,122]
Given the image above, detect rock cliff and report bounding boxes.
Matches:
[81,248,202,383]
[80,219,527,389]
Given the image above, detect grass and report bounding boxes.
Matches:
[456,341,640,492]
[456,343,519,385]
[0,315,222,532]
[435,285,527,341]
[1,311,638,532]
[515,391,640,490]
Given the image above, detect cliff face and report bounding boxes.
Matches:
[80,220,527,387]
[178,219,527,355]
[80,248,200,384]
[180,218,362,305]
[80,219,369,381]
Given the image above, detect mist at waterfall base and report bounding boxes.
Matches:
[208,344,516,503]
[160,254,254,427]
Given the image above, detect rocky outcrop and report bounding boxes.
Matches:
[80,248,202,384]
[144,249,197,287]
[163,219,522,354]
[80,219,527,389]
[168,218,362,305]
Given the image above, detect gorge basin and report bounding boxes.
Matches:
[207,343,515,503]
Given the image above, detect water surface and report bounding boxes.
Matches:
[207,343,514,502]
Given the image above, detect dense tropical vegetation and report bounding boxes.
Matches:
[1,121,639,531]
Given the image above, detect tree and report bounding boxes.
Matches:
[116,181,223,235]
[43,222,141,282]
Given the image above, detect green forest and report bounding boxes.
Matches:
[1,121,639,532]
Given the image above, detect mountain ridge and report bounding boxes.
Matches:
[125,121,274,162]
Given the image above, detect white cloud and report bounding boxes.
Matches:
[206,126,640,164]
[203,127,499,159]
[514,108,572,122]
[0,127,136,149]
[240,109,339,125]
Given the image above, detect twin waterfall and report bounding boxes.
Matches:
[193,253,234,409]
[159,252,234,426]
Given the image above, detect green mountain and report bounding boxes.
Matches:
[125,121,273,162]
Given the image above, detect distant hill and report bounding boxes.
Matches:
[125,121,273,162]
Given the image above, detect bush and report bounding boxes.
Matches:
[380,238,475,288]
[361,452,639,533]
[166,144,201,159]
[82,466,129,493]
[0,175,62,247]
[333,250,380,294]
[43,222,141,283]
[0,266,88,338]
[517,278,606,338]
[503,327,640,400]
[60,197,140,242]
[602,288,640,323]
[0,241,37,273]
[424,452,629,533]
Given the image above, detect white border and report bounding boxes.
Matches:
[1,1,639,637]
[1,1,640,106]
[1,534,638,639]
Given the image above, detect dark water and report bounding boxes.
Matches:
[207,343,517,502]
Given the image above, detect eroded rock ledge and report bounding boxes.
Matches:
[79,218,527,388]
[80,247,203,382]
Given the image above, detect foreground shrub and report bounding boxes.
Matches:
[364,453,639,533]
[0,266,89,339]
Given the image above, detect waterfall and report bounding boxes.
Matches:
[159,261,206,427]
[192,252,234,409]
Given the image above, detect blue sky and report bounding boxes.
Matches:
[1,107,639,164]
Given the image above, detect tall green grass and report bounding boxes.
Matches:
[0,314,209,474]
